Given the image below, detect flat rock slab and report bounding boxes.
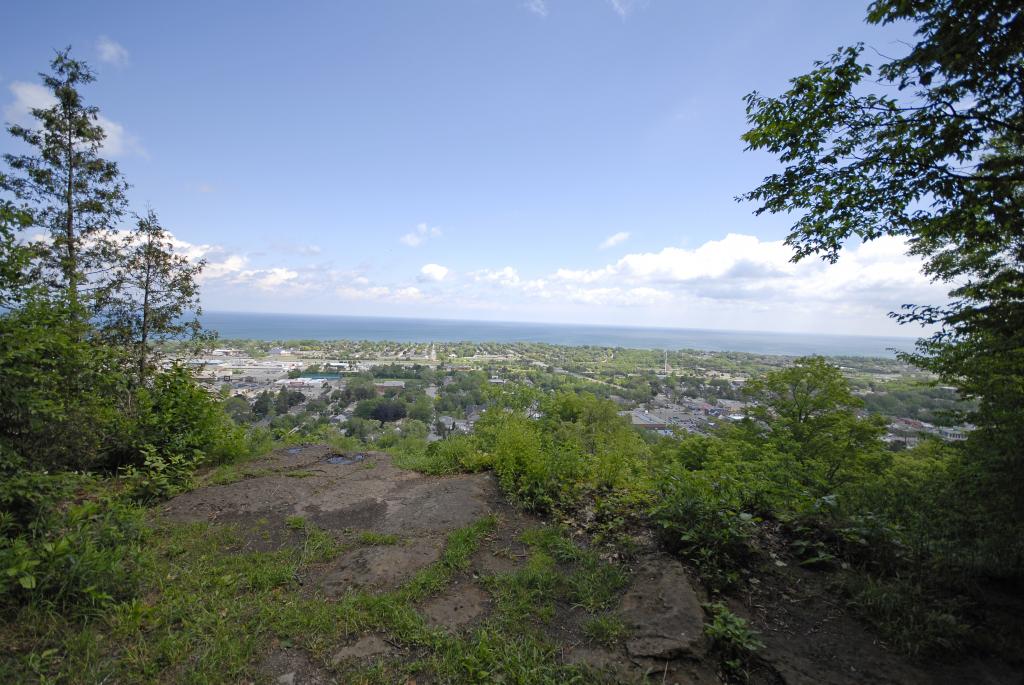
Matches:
[381,476,494,534]
[258,647,330,685]
[332,635,395,665]
[315,537,444,595]
[161,451,497,538]
[421,581,490,629]
[619,558,706,660]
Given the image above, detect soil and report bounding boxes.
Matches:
[160,445,1024,685]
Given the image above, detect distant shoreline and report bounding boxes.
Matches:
[198,310,916,359]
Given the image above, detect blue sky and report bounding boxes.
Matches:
[2,1,941,335]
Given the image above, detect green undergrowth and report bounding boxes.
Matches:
[703,602,764,678]
[481,525,629,642]
[0,513,612,683]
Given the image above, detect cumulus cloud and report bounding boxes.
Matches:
[400,222,442,247]
[467,232,945,328]
[96,37,129,67]
[3,81,144,157]
[599,231,630,249]
[420,263,449,281]
[197,255,247,281]
[336,285,423,302]
[249,267,298,290]
[472,266,521,287]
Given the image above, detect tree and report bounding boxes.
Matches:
[741,0,1023,572]
[408,396,434,423]
[101,209,205,385]
[252,391,274,419]
[0,198,36,306]
[1,48,128,316]
[745,357,887,493]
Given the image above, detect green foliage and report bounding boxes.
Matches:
[651,468,756,591]
[0,470,146,619]
[742,0,1024,579]
[843,575,969,656]
[100,209,207,385]
[0,299,124,472]
[2,48,129,313]
[117,364,248,501]
[396,434,491,475]
[582,614,627,646]
[745,357,889,497]
[479,392,649,512]
[355,397,407,422]
[703,602,764,675]
[357,531,399,546]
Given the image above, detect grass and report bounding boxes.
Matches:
[1,497,627,683]
[1,517,499,683]
[357,531,400,546]
[481,525,630,636]
[582,614,627,646]
[843,574,970,656]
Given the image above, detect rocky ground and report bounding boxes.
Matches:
[159,445,1022,684]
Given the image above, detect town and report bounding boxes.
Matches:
[165,339,973,449]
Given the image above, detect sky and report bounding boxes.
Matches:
[1,0,943,336]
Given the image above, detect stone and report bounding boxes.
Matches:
[619,559,706,660]
[332,635,394,664]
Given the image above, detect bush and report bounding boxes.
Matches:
[843,574,970,656]
[650,467,756,591]
[0,300,123,472]
[116,365,249,500]
[703,602,764,676]
[0,468,147,618]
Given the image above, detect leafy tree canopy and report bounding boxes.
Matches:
[741,0,1023,543]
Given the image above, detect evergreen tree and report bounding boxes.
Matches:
[101,209,205,385]
[1,48,128,316]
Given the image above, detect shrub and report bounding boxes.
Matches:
[843,574,970,656]
[703,602,764,676]
[650,467,756,591]
[0,469,147,618]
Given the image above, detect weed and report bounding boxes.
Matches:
[284,470,316,479]
[357,531,400,546]
[582,614,627,646]
[567,556,627,612]
[703,602,763,677]
[843,574,970,655]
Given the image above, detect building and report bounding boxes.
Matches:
[374,380,406,394]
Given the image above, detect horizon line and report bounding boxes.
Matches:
[199,308,921,342]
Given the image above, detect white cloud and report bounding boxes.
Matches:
[524,0,548,17]
[394,286,423,301]
[420,263,449,281]
[463,232,945,331]
[253,268,298,290]
[4,82,52,124]
[608,0,645,17]
[96,37,129,67]
[472,266,521,287]
[599,231,630,249]
[3,81,143,157]
[400,222,442,247]
[200,255,247,281]
[336,285,423,302]
[95,113,145,157]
